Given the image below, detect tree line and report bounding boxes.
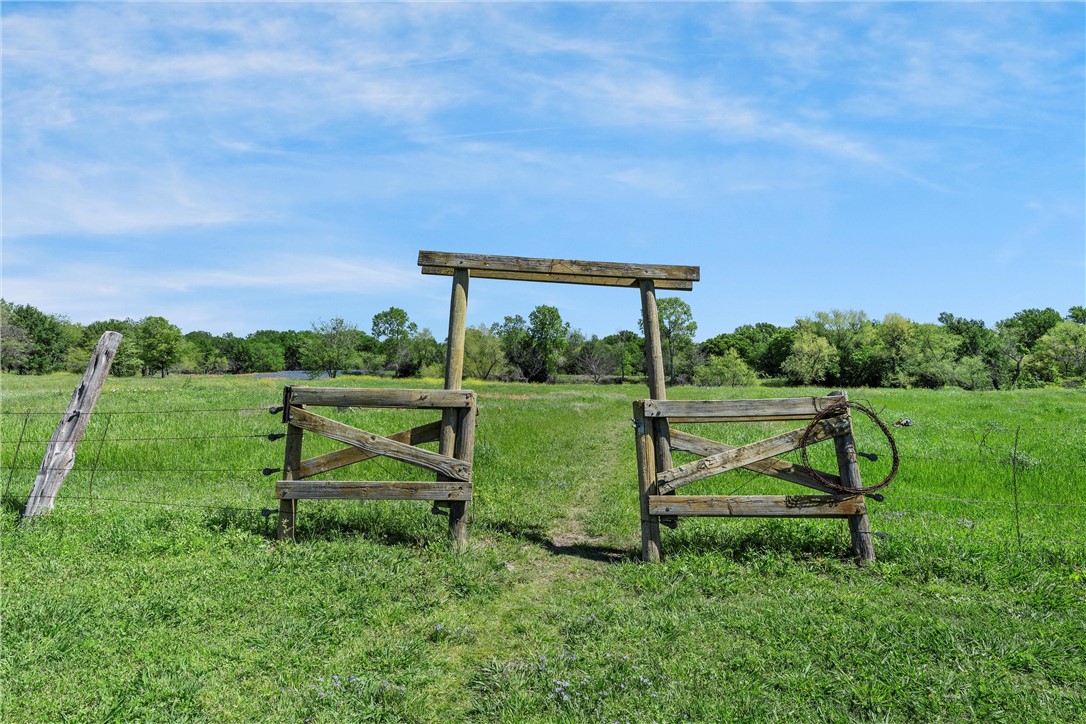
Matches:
[2,297,1084,389]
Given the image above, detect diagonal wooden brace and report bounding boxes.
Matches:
[668,429,842,494]
[287,407,470,481]
[656,416,849,494]
[295,420,442,479]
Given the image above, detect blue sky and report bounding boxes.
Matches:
[3,2,1083,341]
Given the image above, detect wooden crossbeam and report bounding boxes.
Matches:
[648,494,865,518]
[277,480,470,501]
[295,420,441,479]
[668,429,841,494]
[418,251,700,286]
[656,416,849,494]
[288,407,471,482]
[643,396,840,422]
[289,387,475,409]
[420,266,694,291]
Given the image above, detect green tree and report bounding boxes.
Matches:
[136,316,184,377]
[463,324,509,380]
[1035,321,1086,381]
[938,312,998,359]
[905,323,958,389]
[646,297,696,384]
[782,331,837,385]
[495,308,570,382]
[602,330,644,383]
[0,300,32,373]
[876,313,916,387]
[694,349,758,387]
[400,328,443,378]
[301,318,362,379]
[701,322,782,376]
[74,319,142,376]
[761,328,796,377]
[799,309,879,387]
[526,305,570,383]
[1067,306,1086,324]
[951,356,995,391]
[184,331,227,374]
[5,302,70,374]
[371,307,419,376]
[496,314,531,381]
[998,307,1063,351]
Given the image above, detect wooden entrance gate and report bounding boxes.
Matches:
[275,386,477,546]
[634,391,876,562]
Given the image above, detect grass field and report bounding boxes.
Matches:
[2,373,1084,722]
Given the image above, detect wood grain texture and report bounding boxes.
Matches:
[277,480,471,501]
[648,494,865,518]
[288,387,475,409]
[656,416,849,494]
[633,402,662,562]
[295,421,441,479]
[277,392,305,542]
[287,407,471,481]
[668,429,841,494]
[421,266,694,291]
[23,332,122,519]
[642,397,840,421]
[418,250,699,282]
[828,391,877,562]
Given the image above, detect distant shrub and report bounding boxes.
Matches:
[693,349,758,387]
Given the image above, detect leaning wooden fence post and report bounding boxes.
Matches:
[829,391,876,563]
[22,331,122,520]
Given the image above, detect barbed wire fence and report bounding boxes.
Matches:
[1,405,1084,553]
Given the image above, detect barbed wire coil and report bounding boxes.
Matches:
[799,398,899,498]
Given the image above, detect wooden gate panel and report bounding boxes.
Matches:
[636,391,876,563]
[275,386,476,548]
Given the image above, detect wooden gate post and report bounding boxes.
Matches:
[442,269,470,550]
[23,331,122,520]
[829,391,876,563]
[278,387,303,541]
[634,401,662,562]
[640,280,676,528]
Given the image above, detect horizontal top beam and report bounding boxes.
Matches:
[288,387,475,409]
[420,266,694,291]
[641,397,842,421]
[418,251,700,288]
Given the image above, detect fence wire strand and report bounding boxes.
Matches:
[3,404,1083,551]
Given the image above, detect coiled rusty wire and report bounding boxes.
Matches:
[799,398,899,498]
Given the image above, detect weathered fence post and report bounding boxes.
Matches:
[22,331,122,520]
[640,279,676,528]
[278,386,303,542]
[634,400,662,562]
[829,391,876,563]
[442,269,471,550]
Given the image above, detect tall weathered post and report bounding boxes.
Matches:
[442,269,471,550]
[23,332,122,520]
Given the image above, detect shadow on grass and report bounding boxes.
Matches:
[2,492,25,516]
[202,501,447,548]
[661,519,856,561]
[478,517,636,563]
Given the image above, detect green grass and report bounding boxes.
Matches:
[2,373,1084,721]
